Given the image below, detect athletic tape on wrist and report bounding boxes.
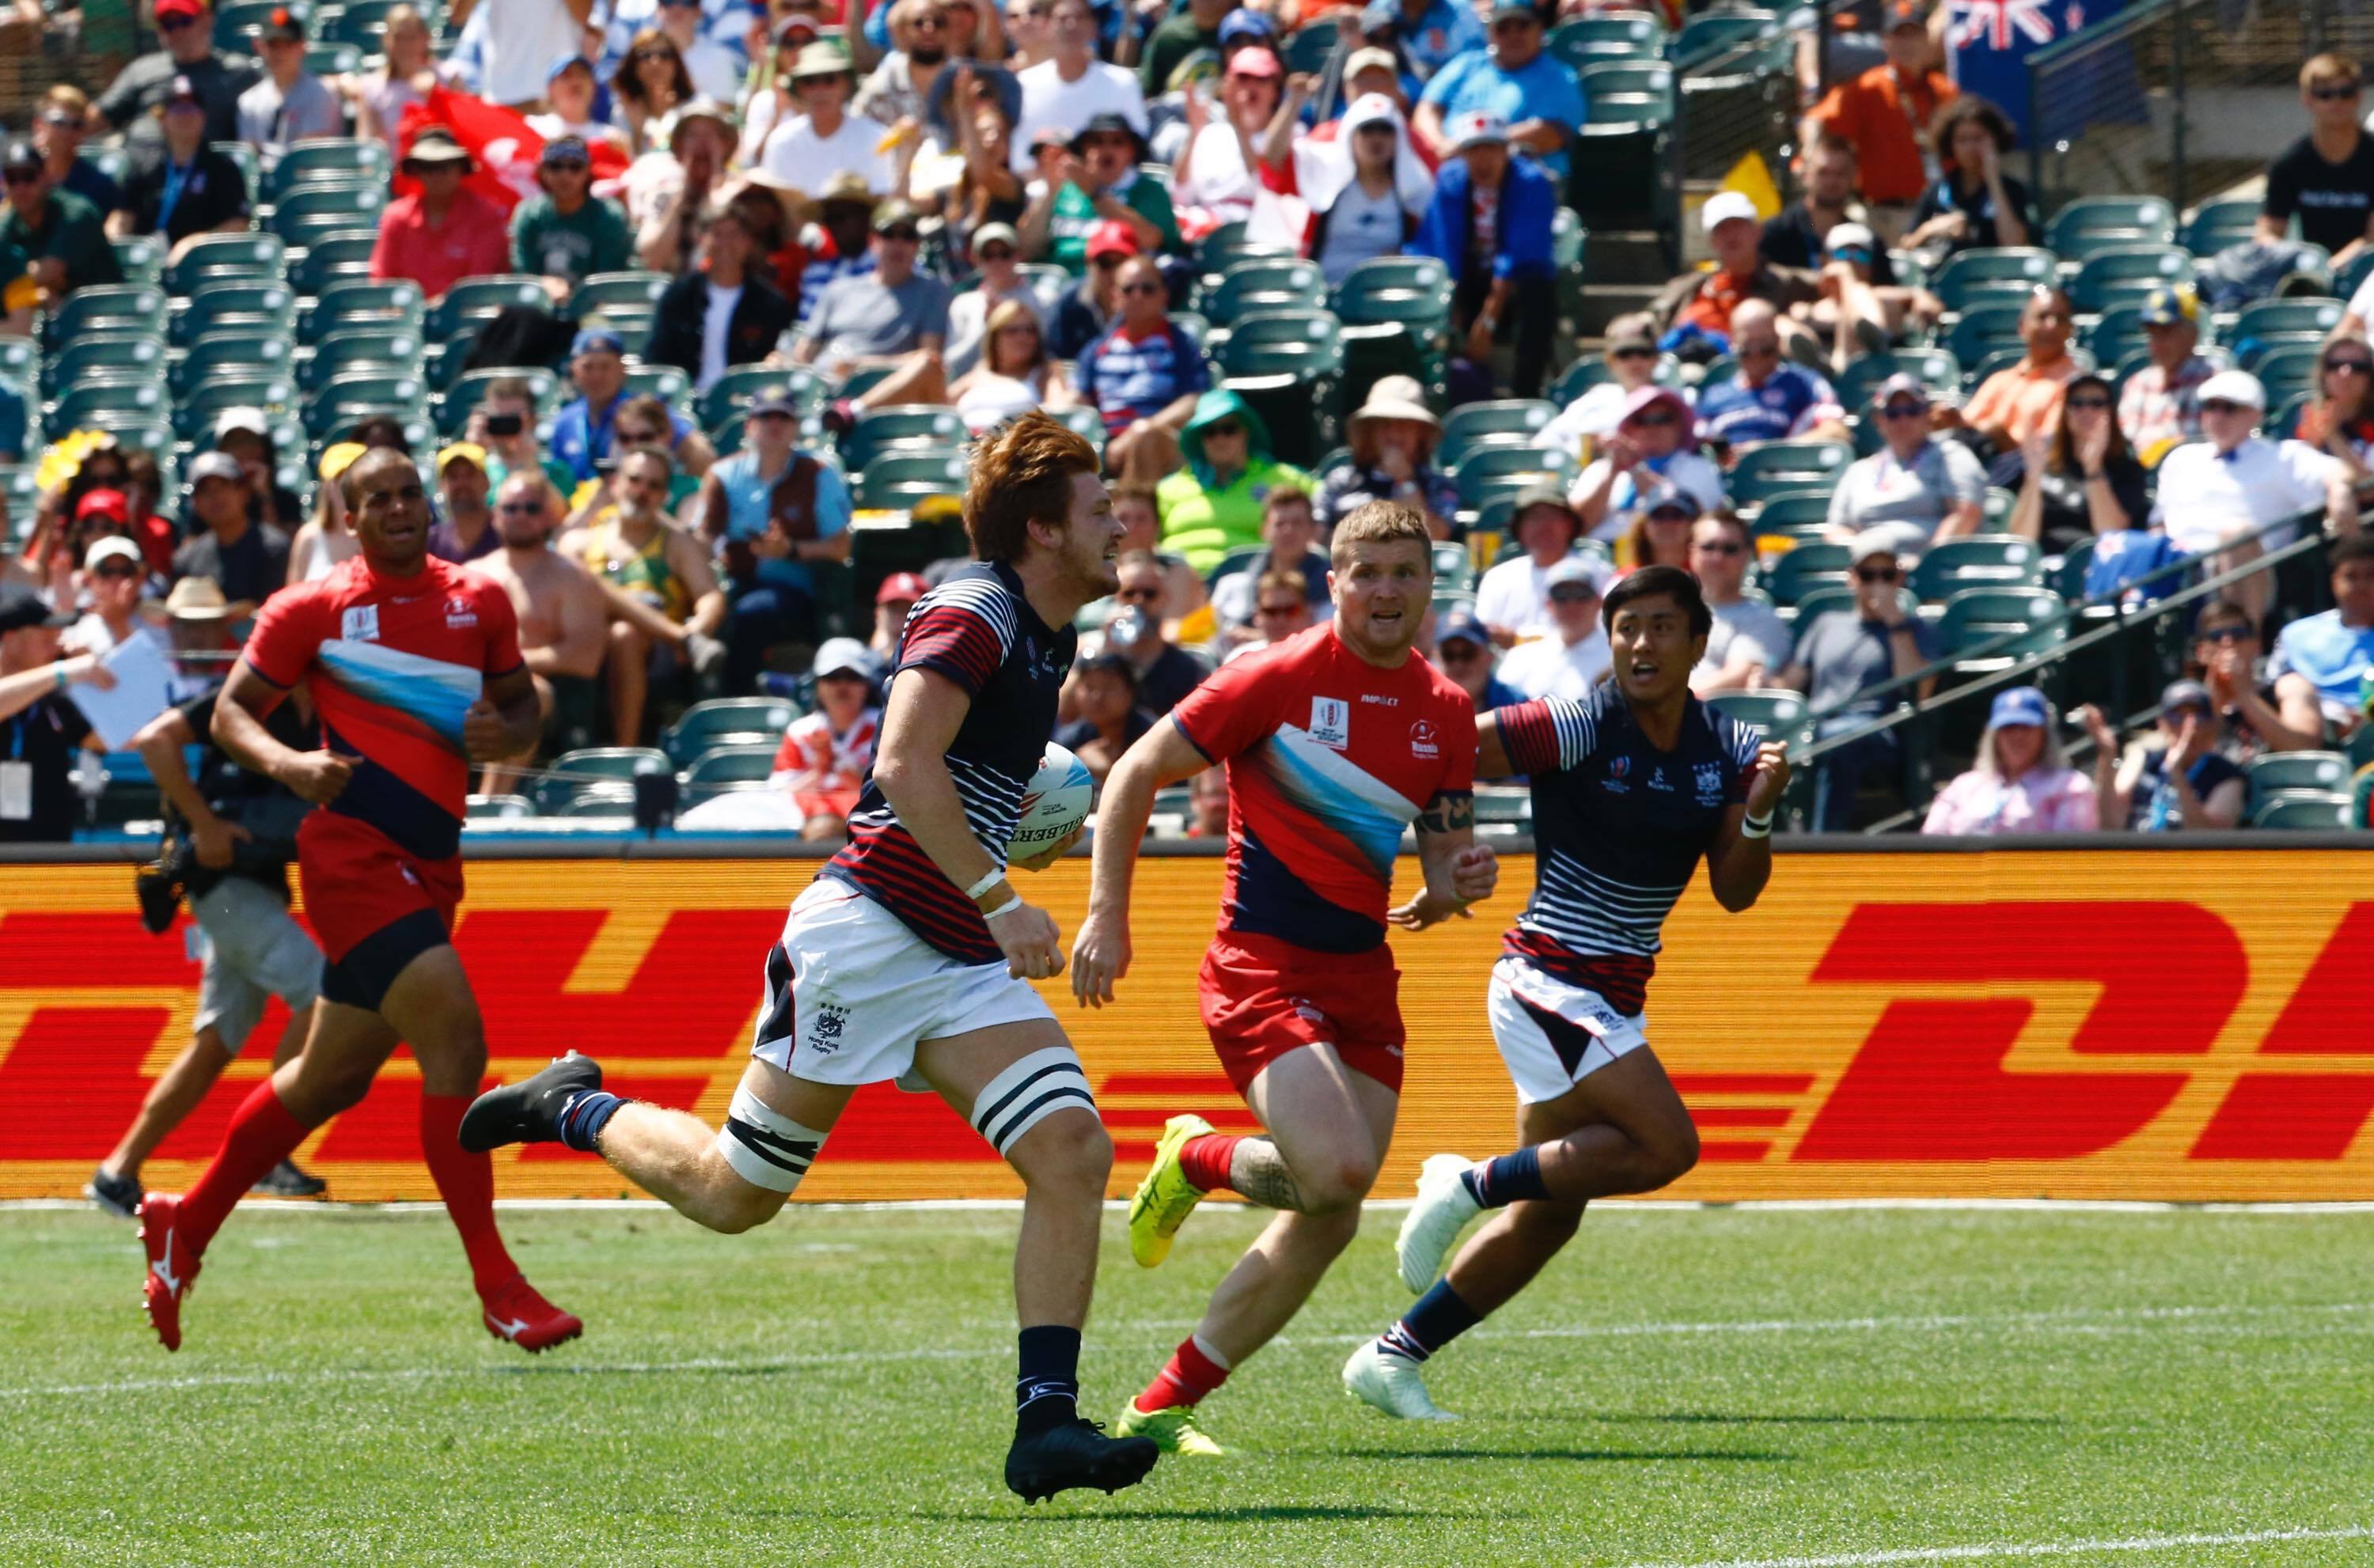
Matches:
[1741,811,1774,839]
[964,867,1006,900]
[715,1086,829,1194]
[982,892,1022,919]
[969,1045,1096,1158]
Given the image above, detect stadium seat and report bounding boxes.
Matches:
[1928,247,2057,312]
[1747,492,1834,541]
[660,698,802,768]
[466,793,535,820]
[2338,249,2374,308]
[1217,309,1346,468]
[573,271,673,320]
[556,788,637,818]
[425,276,551,339]
[1946,304,2030,381]
[161,233,284,297]
[1200,259,1328,328]
[1332,256,1454,395]
[2243,751,2349,805]
[1759,542,1849,606]
[1049,403,1107,453]
[1451,443,1576,510]
[2251,790,2349,829]
[172,280,297,347]
[301,330,427,393]
[2251,343,2323,405]
[2184,195,2260,258]
[1790,581,1912,627]
[1727,440,1851,505]
[42,285,168,347]
[172,335,294,397]
[1196,221,1291,275]
[620,365,691,404]
[1579,59,1676,120]
[43,334,165,396]
[299,280,425,339]
[176,377,297,442]
[111,235,165,290]
[1833,347,1960,411]
[841,405,969,472]
[48,379,171,434]
[303,371,430,440]
[270,183,389,247]
[1705,687,1814,751]
[266,138,393,201]
[2228,297,2346,354]
[681,743,781,805]
[286,230,381,295]
[446,366,561,417]
[1668,7,1770,63]
[2045,195,2176,259]
[2266,390,2311,441]
[698,365,825,430]
[1909,537,2042,600]
[2067,245,2193,313]
[855,449,969,512]
[210,140,260,205]
[1439,401,1558,469]
[1550,13,1664,70]
[1937,588,2066,685]
[1284,14,1339,74]
[532,747,673,815]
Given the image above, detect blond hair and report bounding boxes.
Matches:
[1329,498,1433,570]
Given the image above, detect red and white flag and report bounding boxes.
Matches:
[391,87,631,214]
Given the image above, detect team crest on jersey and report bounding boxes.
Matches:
[341,604,380,642]
[1309,696,1350,749]
[1409,718,1439,759]
[444,593,479,629]
[1602,755,1629,793]
[806,1001,849,1054]
[1694,761,1726,805]
[1648,765,1674,792]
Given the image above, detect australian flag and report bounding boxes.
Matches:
[1943,0,2137,146]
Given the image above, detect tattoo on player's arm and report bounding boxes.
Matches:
[1416,790,1474,836]
[1230,1140,1306,1211]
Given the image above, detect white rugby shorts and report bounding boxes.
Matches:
[1487,955,1652,1105]
[752,879,1054,1088]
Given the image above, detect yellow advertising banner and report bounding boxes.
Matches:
[1,851,2368,1202]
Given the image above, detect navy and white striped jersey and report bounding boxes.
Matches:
[1496,683,1762,1013]
[821,560,1075,964]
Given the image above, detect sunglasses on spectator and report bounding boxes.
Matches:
[1692,540,1744,556]
[1735,340,1780,358]
[2314,82,2362,100]
[2065,394,2112,410]
[1855,565,1899,582]
[157,11,197,26]
[1116,585,1162,601]
[633,47,675,61]
[1090,253,1126,270]
[977,244,1015,261]
[1255,601,1301,619]
[91,562,141,580]
[1549,586,1597,603]
[2201,399,2246,415]
[912,13,946,26]
[1203,421,1245,437]
[1119,280,1164,296]
[750,410,796,423]
[2198,623,2254,643]
[1610,345,1655,361]
[1438,642,1484,660]
[499,500,547,515]
[1879,401,1925,419]
[2328,358,2374,375]
[1629,410,1677,428]
[879,227,921,243]
[545,159,590,175]
[616,426,665,443]
[1,169,38,184]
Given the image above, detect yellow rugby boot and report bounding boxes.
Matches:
[1128,1112,1216,1268]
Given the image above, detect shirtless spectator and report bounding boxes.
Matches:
[469,474,610,792]
[558,447,729,746]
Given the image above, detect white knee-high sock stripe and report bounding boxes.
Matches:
[971,1046,1096,1156]
[715,1087,829,1194]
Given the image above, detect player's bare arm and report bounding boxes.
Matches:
[1388,790,1496,930]
[877,663,1065,981]
[1704,740,1790,912]
[212,658,351,805]
[462,665,544,765]
[1472,710,1517,782]
[1071,718,1209,1007]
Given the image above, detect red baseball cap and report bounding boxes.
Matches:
[154,0,203,21]
[876,571,927,605]
[75,487,130,523]
[1084,219,1139,260]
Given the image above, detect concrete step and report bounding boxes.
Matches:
[1581,227,1674,286]
[1571,280,1663,339]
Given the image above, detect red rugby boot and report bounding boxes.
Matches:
[480,1273,582,1354]
[139,1193,200,1352]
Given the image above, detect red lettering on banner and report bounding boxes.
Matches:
[2193,903,2374,1161]
[1793,902,2247,1161]
[0,1006,175,1158]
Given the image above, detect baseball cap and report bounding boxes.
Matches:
[2161,678,2215,716]
[669,96,738,139]
[0,138,38,173]
[153,0,202,21]
[1446,109,1508,153]
[1989,686,2050,729]
[812,637,878,681]
[1491,0,1542,17]
[1227,47,1283,78]
[260,5,309,42]
[789,41,853,81]
[1606,312,1657,354]
[213,407,271,442]
[1849,526,1902,565]
[540,134,592,167]
[2198,369,2266,410]
[1886,0,1929,30]
[434,441,487,473]
[548,53,594,85]
[1641,482,1699,519]
[319,440,369,481]
[85,535,143,571]
[1435,609,1490,650]
[1511,485,1581,534]
[1084,218,1139,259]
[188,451,248,486]
[1218,9,1276,44]
[971,221,1019,254]
[1344,45,1400,80]
[871,197,921,233]
[1617,382,1694,430]
[1872,372,1931,407]
[76,489,131,525]
[0,585,74,634]
[2137,284,2199,327]
[876,570,927,605]
[1700,190,1760,233]
[571,325,625,358]
[163,74,204,108]
[745,386,800,419]
[775,10,821,41]
[1825,220,1878,258]
[817,170,875,206]
[1545,555,1606,597]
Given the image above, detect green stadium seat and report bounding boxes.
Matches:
[299,280,424,339]
[210,141,260,205]
[1451,443,1576,512]
[1439,401,1557,469]
[172,280,298,347]
[176,376,298,441]
[446,366,561,415]
[43,334,166,396]
[0,335,35,384]
[2046,195,2176,260]
[1049,403,1106,453]
[111,234,165,290]
[1728,440,1852,505]
[301,329,426,393]
[1550,13,1663,70]
[270,183,389,246]
[304,43,363,78]
[1283,13,1339,74]
[1200,259,1328,328]
[1937,587,2066,686]
[1750,493,1834,539]
[173,334,295,397]
[682,744,781,805]
[2243,751,2349,805]
[2184,196,2260,258]
[43,285,168,347]
[2068,246,2192,313]
[1833,347,1962,414]
[1668,7,1770,63]
[162,233,285,297]
[2228,297,2346,354]
[467,793,536,820]
[1760,542,1849,606]
[1216,309,1346,467]
[556,788,638,818]
[1909,537,2043,600]
[2252,343,2323,405]
[266,138,393,200]
[304,370,430,440]
[531,747,673,815]
[620,365,691,404]
[2251,790,2349,829]
[1579,59,1675,120]
[1706,687,1814,751]
[286,230,381,295]
[425,276,551,339]
[1946,303,2030,381]
[572,271,673,320]
[841,405,969,471]
[661,697,802,768]
[1332,255,1453,407]
[854,449,969,512]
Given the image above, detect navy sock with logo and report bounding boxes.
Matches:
[1015,1324,1083,1436]
[1460,1145,1552,1208]
[555,1091,627,1153]
[1379,1279,1485,1362]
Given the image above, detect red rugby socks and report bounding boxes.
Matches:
[1178,1133,1245,1194]
[419,1093,519,1296]
[1133,1334,1232,1413]
[180,1081,311,1253]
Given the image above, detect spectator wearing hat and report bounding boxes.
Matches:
[1777,528,1937,830]
[1618,483,1699,573]
[513,138,635,309]
[64,536,163,661]
[1054,650,1158,786]
[1796,218,1941,365]
[1209,484,1333,635]
[1412,110,1559,398]
[1571,384,1727,543]
[1079,255,1212,483]
[2260,54,2374,271]
[793,199,953,415]
[1689,509,1792,695]
[1826,373,1985,557]
[1541,313,1665,459]
[1303,44,1424,143]
[429,443,499,563]
[1294,92,1434,288]
[1139,0,1237,99]
[1155,388,1311,572]
[529,54,628,153]
[2265,533,2374,748]
[96,0,263,154]
[1049,218,1134,358]
[1906,94,2037,257]
[1761,133,1899,280]
[0,585,115,842]
[761,44,901,195]
[2118,286,2216,463]
[2155,369,2359,627]
[1432,608,1523,716]
[2293,331,2374,479]
[1475,486,1583,646]
[628,96,738,275]
[2080,684,2247,833]
[173,453,291,616]
[1651,191,1819,361]
[1803,3,1954,242]
[349,5,468,148]
[1173,44,1291,236]
[869,569,927,659]
[697,387,852,687]
[1694,300,1851,456]
[0,139,122,320]
[1921,686,2095,835]
[108,75,255,256]
[767,635,882,838]
[1318,375,1458,536]
[1498,555,1614,701]
[1948,285,2079,458]
[647,201,798,392]
[1022,112,1177,273]
[211,407,304,534]
[1412,0,1583,179]
[1989,369,2151,559]
[370,128,511,304]
[548,330,706,487]
[1012,0,1148,173]
[237,6,343,169]
[943,222,1045,377]
[32,87,121,216]
[445,0,590,111]
[793,173,887,324]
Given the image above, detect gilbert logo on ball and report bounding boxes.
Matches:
[1005,743,1095,861]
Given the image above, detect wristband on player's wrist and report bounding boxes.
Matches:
[981,892,1023,919]
[965,867,1006,900]
[1741,809,1774,839]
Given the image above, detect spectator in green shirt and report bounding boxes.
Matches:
[1140,0,1237,99]
[511,136,635,311]
[1157,388,1314,574]
[1020,112,1179,274]
[0,138,123,323]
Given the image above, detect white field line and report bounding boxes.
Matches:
[1622,1522,2374,1568]
[9,1198,2374,1215]
[6,1299,2369,1403]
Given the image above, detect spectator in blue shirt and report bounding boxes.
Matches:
[1371,0,1487,82]
[694,388,853,690]
[2267,533,2374,745]
[1076,255,1212,483]
[1693,300,1852,456]
[1412,110,1558,398]
[1413,0,1583,180]
[546,327,706,486]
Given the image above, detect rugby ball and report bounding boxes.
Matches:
[1007,743,1095,862]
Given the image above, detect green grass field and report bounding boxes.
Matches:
[4,1201,2372,1567]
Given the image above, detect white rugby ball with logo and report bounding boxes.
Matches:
[1006,743,1095,862]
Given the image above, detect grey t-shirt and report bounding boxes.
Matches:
[1793,610,1938,718]
[237,71,345,161]
[1826,439,1987,556]
[1697,597,1793,684]
[796,273,954,365]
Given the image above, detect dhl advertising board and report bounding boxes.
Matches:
[0,850,2368,1202]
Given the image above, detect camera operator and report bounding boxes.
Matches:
[85,577,326,1220]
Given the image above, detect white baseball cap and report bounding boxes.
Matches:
[2196,369,2266,410]
[213,407,270,441]
[1446,109,1508,153]
[84,536,144,572]
[1700,190,1760,233]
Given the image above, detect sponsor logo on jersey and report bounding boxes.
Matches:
[1603,754,1629,793]
[342,604,380,642]
[1309,696,1350,749]
[1409,718,1439,759]
[1648,766,1674,792]
[444,593,479,629]
[1361,693,1400,706]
